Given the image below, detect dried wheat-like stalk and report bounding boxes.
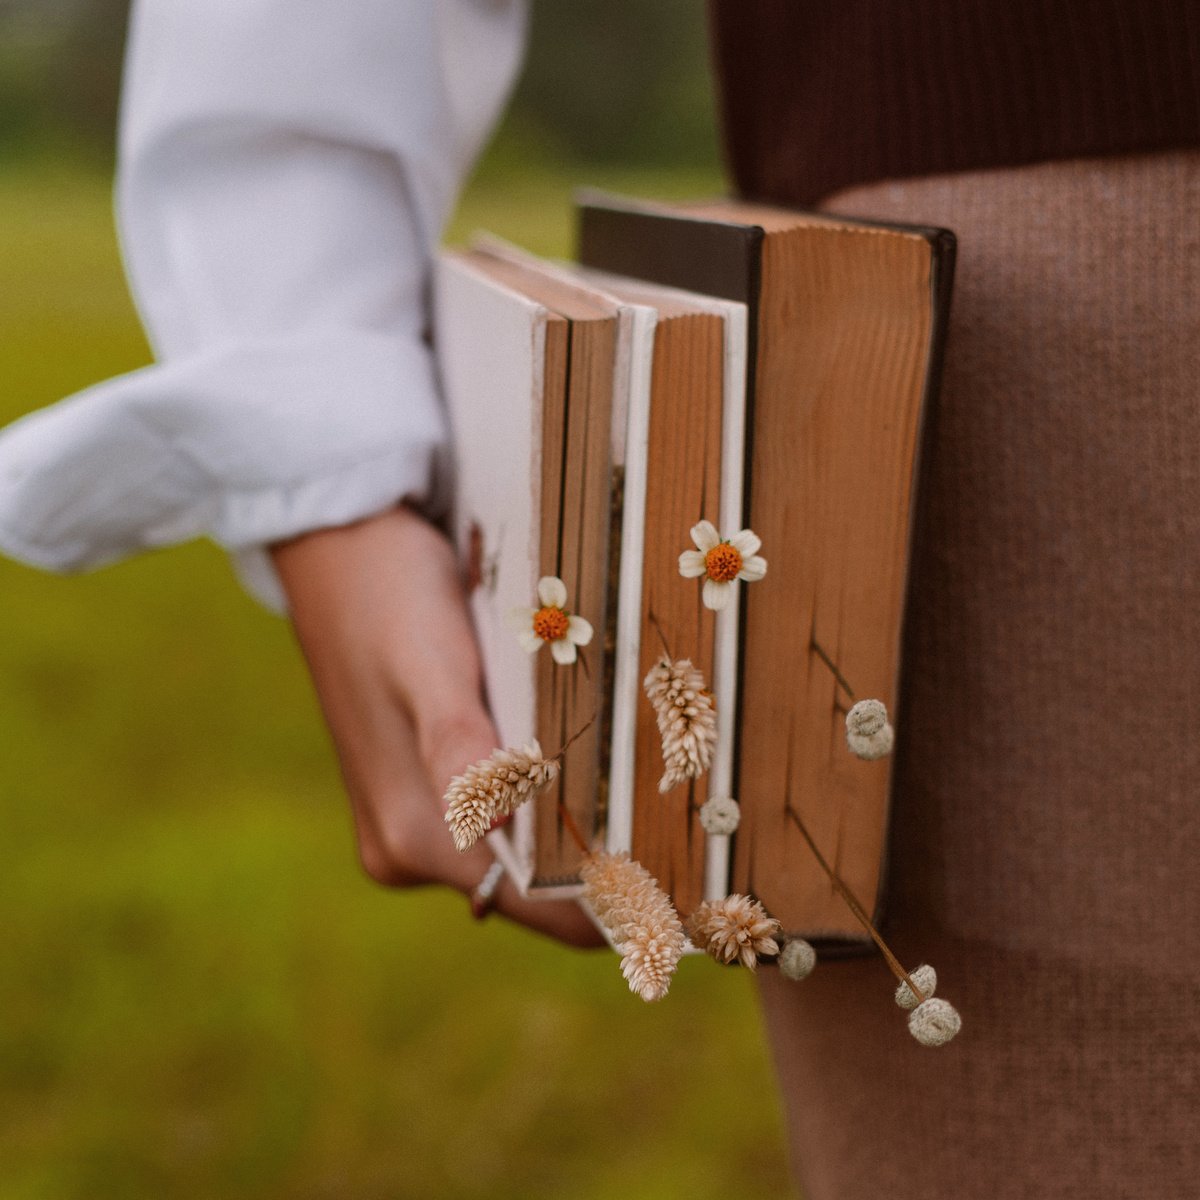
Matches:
[686,895,782,970]
[643,657,718,792]
[580,851,685,1002]
[443,741,558,852]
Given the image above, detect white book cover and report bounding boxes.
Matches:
[464,240,655,886]
[432,251,550,892]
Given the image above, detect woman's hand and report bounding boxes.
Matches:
[270,505,603,947]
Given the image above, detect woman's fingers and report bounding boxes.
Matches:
[350,700,604,947]
[487,874,607,947]
[271,505,605,948]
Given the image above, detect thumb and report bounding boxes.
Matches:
[417,704,503,808]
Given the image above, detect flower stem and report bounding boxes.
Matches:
[548,703,599,857]
[785,804,925,1004]
[647,610,674,659]
[556,798,590,855]
[554,709,597,760]
[810,638,857,702]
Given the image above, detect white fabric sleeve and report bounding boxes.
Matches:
[0,0,527,610]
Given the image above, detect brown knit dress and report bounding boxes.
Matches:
[710,5,1200,1197]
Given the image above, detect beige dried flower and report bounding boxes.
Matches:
[580,852,685,1002]
[643,657,718,792]
[443,741,558,852]
[908,997,962,1047]
[698,796,740,836]
[895,964,938,1010]
[846,699,895,760]
[779,937,817,981]
[686,894,782,971]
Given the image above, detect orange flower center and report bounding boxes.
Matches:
[704,542,743,583]
[532,606,570,642]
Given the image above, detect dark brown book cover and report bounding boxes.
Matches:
[577,193,955,941]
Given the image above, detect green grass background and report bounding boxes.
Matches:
[0,154,794,1199]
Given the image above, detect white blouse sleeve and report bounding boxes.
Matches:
[0,0,527,610]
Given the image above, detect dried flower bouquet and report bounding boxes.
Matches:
[441,534,961,1045]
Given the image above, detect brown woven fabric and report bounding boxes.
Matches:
[756,150,1200,1198]
[710,0,1200,205]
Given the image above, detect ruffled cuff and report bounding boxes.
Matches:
[0,326,446,611]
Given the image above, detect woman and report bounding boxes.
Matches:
[1,2,1196,1194]
[711,5,1200,1194]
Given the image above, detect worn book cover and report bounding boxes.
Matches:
[578,192,955,939]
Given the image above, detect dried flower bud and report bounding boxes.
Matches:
[908,997,962,1047]
[846,699,894,760]
[444,741,558,852]
[847,725,895,760]
[580,852,685,1002]
[895,964,938,1010]
[686,895,781,971]
[698,796,740,836]
[846,698,888,737]
[779,938,817,981]
[777,940,816,979]
[643,658,718,792]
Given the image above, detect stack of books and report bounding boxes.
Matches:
[434,192,954,944]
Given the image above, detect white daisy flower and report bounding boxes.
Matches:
[677,520,767,611]
[506,575,594,665]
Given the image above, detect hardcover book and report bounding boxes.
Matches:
[433,247,617,894]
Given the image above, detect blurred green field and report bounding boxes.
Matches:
[0,155,793,1199]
